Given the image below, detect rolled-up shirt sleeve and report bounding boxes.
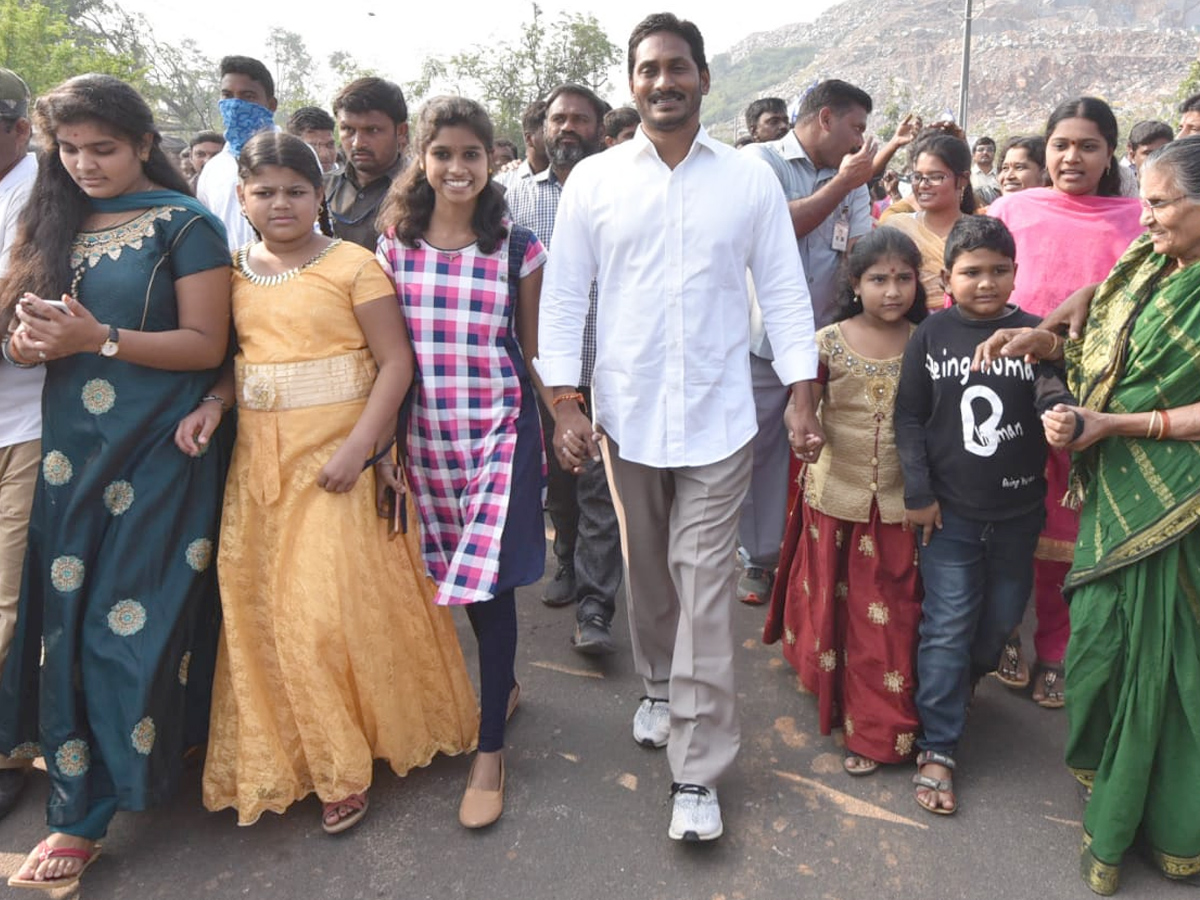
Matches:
[535,175,597,388]
[746,166,818,386]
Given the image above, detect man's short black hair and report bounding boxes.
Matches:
[1181,93,1200,115]
[521,99,548,137]
[1128,119,1174,149]
[797,79,872,122]
[603,106,641,140]
[973,135,996,150]
[943,215,1017,269]
[745,97,787,133]
[627,12,707,78]
[494,138,518,157]
[332,77,407,125]
[219,55,275,100]
[544,83,610,127]
[190,130,225,149]
[286,106,336,135]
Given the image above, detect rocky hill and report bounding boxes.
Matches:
[708,0,1200,142]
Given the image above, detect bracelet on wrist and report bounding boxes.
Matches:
[199,394,230,412]
[2,335,38,368]
[551,391,587,412]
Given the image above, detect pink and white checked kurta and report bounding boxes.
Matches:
[378,225,547,606]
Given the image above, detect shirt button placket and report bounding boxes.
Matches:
[664,168,686,463]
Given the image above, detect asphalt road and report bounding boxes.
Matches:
[0,548,1186,900]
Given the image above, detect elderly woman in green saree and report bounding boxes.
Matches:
[980,135,1200,895]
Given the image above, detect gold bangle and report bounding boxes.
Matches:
[1048,332,1060,358]
[1147,410,1160,440]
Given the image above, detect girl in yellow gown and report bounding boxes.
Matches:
[176,132,477,832]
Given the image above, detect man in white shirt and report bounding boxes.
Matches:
[196,55,278,251]
[0,67,38,819]
[538,12,821,843]
[970,136,1001,206]
[496,100,548,190]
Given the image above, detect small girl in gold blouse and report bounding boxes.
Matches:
[764,228,927,776]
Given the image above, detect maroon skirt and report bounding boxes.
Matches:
[765,498,922,764]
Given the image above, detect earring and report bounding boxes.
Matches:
[853,293,862,305]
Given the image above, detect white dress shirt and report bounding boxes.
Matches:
[0,152,43,448]
[537,126,817,469]
[196,147,255,251]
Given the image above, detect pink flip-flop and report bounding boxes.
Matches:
[8,839,101,890]
[322,792,369,834]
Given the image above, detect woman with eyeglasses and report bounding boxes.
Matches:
[984,98,1143,712]
[976,135,1200,895]
[879,132,976,310]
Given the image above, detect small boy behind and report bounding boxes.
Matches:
[894,215,1078,816]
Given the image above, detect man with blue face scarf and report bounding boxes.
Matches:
[197,55,278,251]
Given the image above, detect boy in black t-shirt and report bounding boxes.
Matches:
[894,216,1078,817]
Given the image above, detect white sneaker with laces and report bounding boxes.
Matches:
[668,783,723,841]
[632,696,670,748]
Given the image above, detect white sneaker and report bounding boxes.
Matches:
[668,783,723,841]
[632,696,670,748]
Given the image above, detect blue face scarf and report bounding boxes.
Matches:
[219,98,276,155]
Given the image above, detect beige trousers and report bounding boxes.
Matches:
[603,438,752,787]
[0,437,39,770]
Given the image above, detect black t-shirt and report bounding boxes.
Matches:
[894,305,1075,521]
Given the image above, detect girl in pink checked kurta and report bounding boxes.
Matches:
[375,97,546,830]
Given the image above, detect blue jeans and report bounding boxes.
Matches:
[915,505,1043,755]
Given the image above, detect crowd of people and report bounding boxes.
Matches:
[0,10,1197,897]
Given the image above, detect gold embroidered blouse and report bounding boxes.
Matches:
[804,323,908,524]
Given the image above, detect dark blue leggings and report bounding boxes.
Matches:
[465,589,517,753]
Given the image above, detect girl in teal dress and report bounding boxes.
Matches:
[0,75,232,890]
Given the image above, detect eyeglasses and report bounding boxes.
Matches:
[910,172,950,186]
[1139,195,1197,213]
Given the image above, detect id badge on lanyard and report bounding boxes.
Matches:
[831,206,850,253]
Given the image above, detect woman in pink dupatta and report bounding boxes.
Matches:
[986,97,1143,707]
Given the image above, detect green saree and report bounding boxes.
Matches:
[1063,234,1200,894]
[0,194,232,834]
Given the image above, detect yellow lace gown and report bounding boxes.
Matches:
[202,241,478,825]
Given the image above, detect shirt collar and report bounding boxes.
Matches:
[629,123,720,163]
[779,129,832,172]
[532,165,560,185]
[343,153,407,190]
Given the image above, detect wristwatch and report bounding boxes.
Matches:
[98,325,119,358]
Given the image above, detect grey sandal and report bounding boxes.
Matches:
[913,750,957,816]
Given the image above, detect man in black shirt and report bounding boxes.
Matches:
[325,78,408,249]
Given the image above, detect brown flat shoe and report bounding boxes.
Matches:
[506,682,520,721]
[459,755,505,829]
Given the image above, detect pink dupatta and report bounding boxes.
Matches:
[988,187,1143,552]
[987,187,1144,316]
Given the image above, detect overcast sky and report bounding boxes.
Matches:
[119,0,842,96]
